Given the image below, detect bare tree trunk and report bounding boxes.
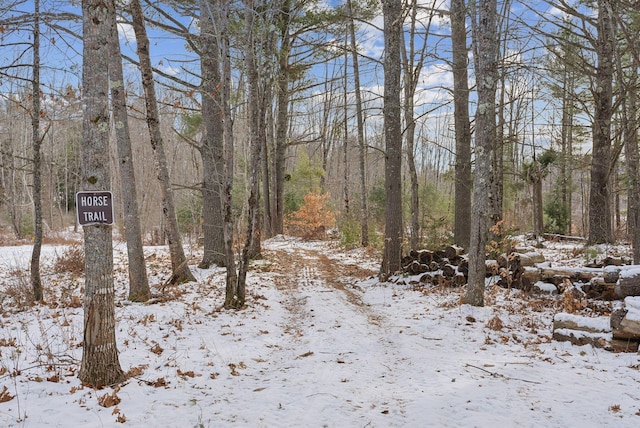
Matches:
[380,0,403,278]
[199,0,226,269]
[78,0,125,387]
[401,0,424,251]
[531,162,544,237]
[130,0,195,284]
[274,72,288,236]
[588,0,615,244]
[343,54,350,214]
[30,0,43,302]
[621,71,640,261]
[451,0,472,250]
[221,0,239,304]
[463,0,498,307]
[226,0,263,309]
[345,0,369,246]
[273,0,294,236]
[108,5,150,302]
[560,67,574,235]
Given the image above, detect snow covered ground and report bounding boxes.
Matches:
[1,235,639,427]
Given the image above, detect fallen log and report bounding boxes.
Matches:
[615,267,640,299]
[611,298,640,342]
[521,266,601,286]
[513,252,545,267]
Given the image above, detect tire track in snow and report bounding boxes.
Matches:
[265,244,421,421]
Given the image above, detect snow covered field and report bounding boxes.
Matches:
[1,235,639,427]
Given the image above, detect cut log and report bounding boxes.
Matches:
[513,252,545,267]
[552,313,611,348]
[615,267,640,299]
[419,273,434,285]
[442,264,457,278]
[433,250,446,263]
[542,233,587,243]
[444,245,464,260]
[408,261,430,275]
[521,267,600,286]
[603,256,629,267]
[583,278,617,300]
[418,250,433,265]
[553,313,610,333]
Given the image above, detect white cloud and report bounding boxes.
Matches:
[118,23,136,44]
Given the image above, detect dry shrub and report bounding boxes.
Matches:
[486,315,504,331]
[2,267,35,310]
[561,280,586,314]
[54,244,85,276]
[286,191,335,240]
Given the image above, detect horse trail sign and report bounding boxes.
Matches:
[76,191,114,226]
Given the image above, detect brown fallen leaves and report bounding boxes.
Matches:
[0,386,14,402]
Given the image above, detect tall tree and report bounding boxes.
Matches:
[345,0,369,247]
[463,0,499,307]
[380,0,403,277]
[198,0,226,269]
[78,0,125,387]
[451,0,472,250]
[401,0,437,250]
[220,0,239,305]
[224,0,264,309]
[108,4,150,301]
[129,0,196,284]
[588,0,615,244]
[30,0,44,302]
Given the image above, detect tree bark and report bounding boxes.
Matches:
[451,0,472,250]
[108,4,150,302]
[401,0,434,251]
[273,0,292,236]
[199,0,226,269]
[380,0,403,277]
[221,0,239,306]
[588,0,615,244]
[130,0,195,284]
[463,0,498,306]
[345,0,369,247]
[79,0,125,387]
[30,0,43,302]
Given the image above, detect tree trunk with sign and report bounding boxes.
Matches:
[78,0,125,387]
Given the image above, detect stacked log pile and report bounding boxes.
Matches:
[400,245,640,301]
[401,242,640,352]
[400,246,546,291]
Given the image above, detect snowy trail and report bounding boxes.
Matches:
[2,236,640,427]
